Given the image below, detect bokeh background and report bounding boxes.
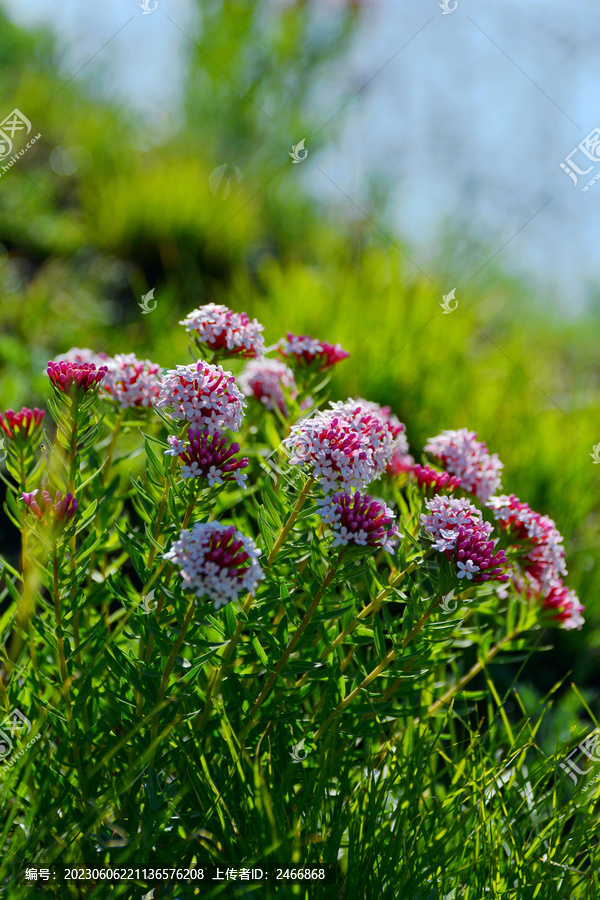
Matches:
[0,0,599,735]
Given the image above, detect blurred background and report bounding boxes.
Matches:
[0,0,598,736]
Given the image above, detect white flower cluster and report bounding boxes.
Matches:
[425,428,503,503]
[102,353,163,409]
[180,303,265,358]
[156,361,246,433]
[164,521,264,608]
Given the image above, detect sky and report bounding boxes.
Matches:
[3,0,600,314]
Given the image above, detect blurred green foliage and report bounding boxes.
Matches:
[0,0,598,709]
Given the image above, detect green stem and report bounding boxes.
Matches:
[53,546,85,794]
[241,554,342,737]
[195,475,315,731]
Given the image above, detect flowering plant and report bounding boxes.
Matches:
[0,305,586,895]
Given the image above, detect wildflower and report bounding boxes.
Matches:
[540,581,584,631]
[487,494,566,591]
[180,303,265,359]
[0,407,45,440]
[238,358,297,415]
[47,360,108,394]
[277,332,349,371]
[421,495,508,583]
[22,489,78,525]
[283,399,397,493]
[165,427,248,488]
[164,521,264,608]
[425,428,503,503]
[102,353,162,409]
[317,491,399,552]
[156,361,246,433]
[412,464,461,495]
[53,348,109,366]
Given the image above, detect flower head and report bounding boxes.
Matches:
[317,491,399,552]
[0,407,45,440]
[421,494,507,583]
[165,427,248,488]
[487,494,566,592]
[425,428,503,503]
[540,580,584,631]
[156,361,246,433]
[102,353,163,409]
[164,521,264,608]
[47,360,108,394]
[283,399,397,493]
[412,464,461,495]
[238,358,297,415]
[22,489,78,525]
[277,332,349,371]
[180,303,265,359]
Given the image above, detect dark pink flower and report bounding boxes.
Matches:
[317,491,399,552]
[425,428,503,503]
[0,407,45,440]
[540,581,584,631]
[277,332,349,371]
[47,360,108,394]
[22,489,78,525]
[166,428,248,488]
[412,464,461,495]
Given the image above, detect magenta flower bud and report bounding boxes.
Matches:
[0,407,45,440]
[47,360,108,394]
[277,331,349,371]
[22,489,78,525]
[165,427,248,488]
[318,491,399,553]
[412,464,461,495]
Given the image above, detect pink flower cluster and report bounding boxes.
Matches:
[283,399,399,492]
[0,407,45,440]
[238,358,297,416]
[421,495,507,583]
[102,354,162,409]
[180,304,265,359]
[487,494,583,629]
[277,332,349,371]
[317,491,399,552]
[156,361,245,433]
[425,428,503,503]
[164,521,264,608]
[166,428,248,488]
[412,464,461,495]
[22,489,78,525]
[47,360,108,394]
